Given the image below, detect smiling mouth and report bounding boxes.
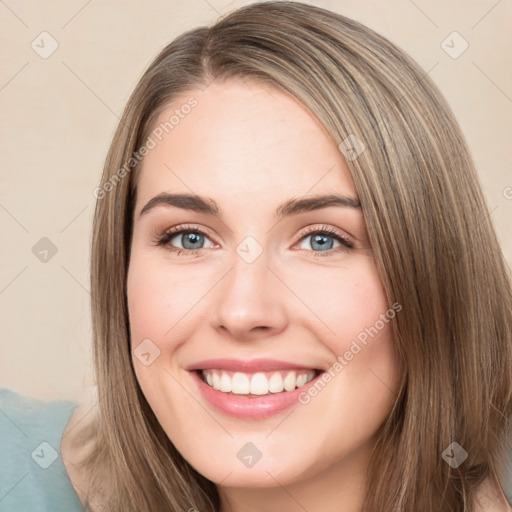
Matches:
[196,369,321,396]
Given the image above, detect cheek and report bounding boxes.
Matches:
[288,257,399,400]
[126,254,202,345]
[127,258,192,414]
[286,255,391,349]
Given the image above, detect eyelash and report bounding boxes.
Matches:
[153,224,354,258]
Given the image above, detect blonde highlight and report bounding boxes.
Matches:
[80,2,512,511]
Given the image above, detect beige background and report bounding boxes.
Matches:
[1,0,511,404]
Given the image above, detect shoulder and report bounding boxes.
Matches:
[474,475,512,512]
[61,386,102,510]
[0,387,84,511]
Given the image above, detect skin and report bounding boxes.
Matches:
[126,79,400,512]
[60,79,510,512]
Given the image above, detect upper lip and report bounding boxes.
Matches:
[186,358,319,373]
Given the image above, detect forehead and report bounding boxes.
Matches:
[135,80,356,210]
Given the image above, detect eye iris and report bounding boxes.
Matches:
[311,233,333,251]
[182,232,204,249]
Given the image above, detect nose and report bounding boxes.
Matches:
[210,250,288,341]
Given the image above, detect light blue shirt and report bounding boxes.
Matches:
[1,387,511,510]
[0,388,83,511]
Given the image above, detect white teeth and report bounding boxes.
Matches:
[232,372,250,394]
[283,371,296,391]
[220,372,232,393]
[250,372,269,395]
[296,373,307,387]
[268,372,284,393]
[201,369,316,396]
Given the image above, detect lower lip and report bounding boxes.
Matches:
[189,370,323,419]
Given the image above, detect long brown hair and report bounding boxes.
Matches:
[82,2,512,510]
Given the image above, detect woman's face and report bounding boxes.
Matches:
[127,79,400,496]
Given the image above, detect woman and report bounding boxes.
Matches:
[4,1,511,511]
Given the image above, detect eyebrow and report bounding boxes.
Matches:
[138,192,361,220]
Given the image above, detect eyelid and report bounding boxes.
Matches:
[153,223,218,247]
[293,224,354,247]
[153,222,359,258]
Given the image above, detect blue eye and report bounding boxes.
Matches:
[154,224,354,257]
[171,231,208,250]
[155,225,215,256]
[296,226,354,258]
